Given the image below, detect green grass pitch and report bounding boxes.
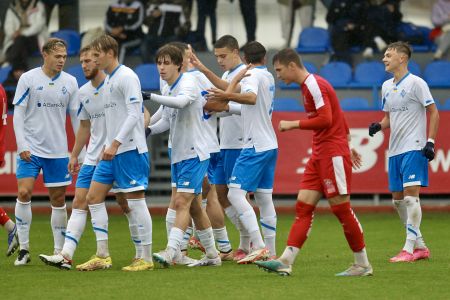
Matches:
[0,212,449,299]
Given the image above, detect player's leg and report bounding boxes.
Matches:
[256,189,320,276]
[14,155,40,266]
[116,192,143,261]
[0,207,19,256]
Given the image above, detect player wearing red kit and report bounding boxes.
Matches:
[255,48,372,277]
[0,84,19,257]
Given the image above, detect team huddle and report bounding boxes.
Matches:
[8,33,439,276]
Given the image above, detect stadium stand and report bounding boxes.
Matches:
[67,65,88,87]
[51,30,82,56]
[340,97,372,111]
[273,98,304,112]
[319,62,352,88]
[0,66,12,84]
[350,61,386,88]
[134,64,160,91]
[423,61,450,88]
[295,27,330,53]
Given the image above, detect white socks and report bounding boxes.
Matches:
[255,191,277,257]
[224,205,250,252]
[88,202,109,258]
[127,199,153,262]
[125,211,143,259]
[354,247,370,267]
[180,226,193,252]
[51,205,67,254]
[15,199,32,250]
[213,227,232,253]
[165,208,176,242]
[197,227,219,258]
[279,246,299,266]
[403,196,423,254]
[393,198,426,251]
[167,227,184,260]
[62,208,87,259]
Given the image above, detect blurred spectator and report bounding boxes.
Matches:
[2,62,27,109]
[326,0,367,65]
[141,0,191,63]
[105,0,145,64]
[0,0,13,49]
[431,0,450,60]
[278,0,315,48]
[196,0,218,50]
[230,0,257,47]
[40,0,79,31]
[2,0,48,67]
[362,0,402,59]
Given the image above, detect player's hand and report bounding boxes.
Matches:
[142,91,152,101]
[102,141,120,161]
[0,159,5,168]
[232,64,252,84]
[145,127,151,138]
[190,51,207,73]
[278,120,298,132]
[350,147,362,170]
[68,156,80,175]
[422,141,435,161]
[204,99,228,112]
[368,122,381,137]
[206,88,229,102]
[19,151,31,162]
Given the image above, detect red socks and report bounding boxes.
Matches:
[0,207,10,226]
[287,201,315,248]
[331,202,365,252]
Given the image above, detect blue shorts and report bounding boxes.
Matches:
[16,155,71,187]
[172,157,209,194]
[388,150,429,192]
[207,152,221,185]
[92,149,150,193]
[214,149,242,185]
[76,164,96,189]
[229,148,278,193]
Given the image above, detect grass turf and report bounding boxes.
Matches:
[0,212,449,299]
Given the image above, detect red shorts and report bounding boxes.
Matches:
[300,155,352,198]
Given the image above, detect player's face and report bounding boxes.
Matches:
[273,61,293,84]
[157,55,180,84]
[80,50,99,80]
[214,47,238,71]
[43,46,67,73]
[382,48,404,73]
[95,49,110,70]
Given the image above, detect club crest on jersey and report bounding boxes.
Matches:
[85,99,90,104]
[62,86,67,95]
[324,179,336,194]
[109,83,114,93]
[400,89,406,98]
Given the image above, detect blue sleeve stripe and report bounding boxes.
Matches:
[15,88,30,106]
[77,103,84,116]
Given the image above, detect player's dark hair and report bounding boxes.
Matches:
[90,34,119,58]
[272,48,304,69]
[386,41,412,59]
[42,38,67,54]
[156,45,184,72]
[242,41,266,64]
[214,35,239,51]
[168,41,189,52]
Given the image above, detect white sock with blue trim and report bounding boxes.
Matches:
[62,209,87,259]
[213,227,232,253]
[128,199,153,262]
[403,196,422,254]
[125,211,143,259]
[255,192,277,256]
[15,199,32,250]
[51,205,67,254]
[88,202,109,258]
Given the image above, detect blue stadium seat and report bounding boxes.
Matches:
[442,98,450,111]
[319,62,352,88]
[296,27,329,53]
[0,66,12,83]
[51,30,81,56]
[351,61,386,87]
[67,65,88,87]
[134,64,160,91]
[408,60,421,77]
[273,98,304,112]
[340,97,372,111]
[424,61,450,87]
[278,61,317,90]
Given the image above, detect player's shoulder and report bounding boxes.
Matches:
[60,71,77,83]
[79,81,93,94]
[20,67,42,80]
[407,73,428,87]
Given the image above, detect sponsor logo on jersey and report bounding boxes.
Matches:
[36,86,44,91]
[324,179,336,194]
[408,174,416,180]
[37,101,65,108]
[104,102,117,109]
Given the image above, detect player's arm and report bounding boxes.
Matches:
[348,133,362,170]
[190,51,230,91]
[149,105,163,125]
[12,76,31,161]
[144,106,151,128]
[422,103,440,161]
[69,119,90,174]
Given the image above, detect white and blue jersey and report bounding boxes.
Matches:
[382,72,434,191]
[13,67,79,158]
[228,66,278,193]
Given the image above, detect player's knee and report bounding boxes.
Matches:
[17,188,32,201]
[174,195,190,212]
[295,201,315,218]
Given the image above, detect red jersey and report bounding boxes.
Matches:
[300,74,349,159]
[0,84,6,166]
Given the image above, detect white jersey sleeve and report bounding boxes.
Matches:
[412,77,434,107]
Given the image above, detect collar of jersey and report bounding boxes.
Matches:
[254,65,267,69]
[96,80,105,91]
[170,73,183,91]
[394,72,410,87]
[41,67,61,81]
[108,64,122,79]
[187,68,198,73]
[228,63,244,75]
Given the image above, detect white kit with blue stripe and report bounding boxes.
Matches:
[219,63,247,149]
[13,67,79,158]
[104,65,147,154]
[381,72,435,157]
[77,79,106,165]
[239,66,278,152]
